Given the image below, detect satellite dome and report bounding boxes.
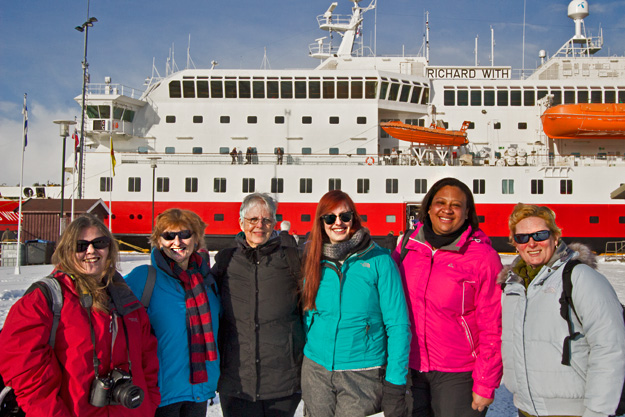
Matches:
[568,0,589,20]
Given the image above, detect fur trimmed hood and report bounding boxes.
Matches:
[496,241,597,285]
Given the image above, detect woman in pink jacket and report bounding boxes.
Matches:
[392,177,503,417]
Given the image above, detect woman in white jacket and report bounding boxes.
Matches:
[499,203,625,417]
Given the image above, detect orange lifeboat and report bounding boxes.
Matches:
[380,120,470,146]
[541,103,625,139]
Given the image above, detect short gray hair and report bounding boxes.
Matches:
[239,193,277,221]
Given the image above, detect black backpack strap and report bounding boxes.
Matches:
[559,259,582,366]
[141,265,157,309]
[25,275,63,348]
[400,229,415,262]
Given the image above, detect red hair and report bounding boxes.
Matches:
[302,190,362,311]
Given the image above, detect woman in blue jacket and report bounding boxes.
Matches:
[300,190,411,417]
[125,208,220,417]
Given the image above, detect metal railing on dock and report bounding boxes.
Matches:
[604,241,625,262]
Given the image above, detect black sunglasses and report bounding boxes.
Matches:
[513,230,551,244]
[161,230,193,241]
[76,236,111,253]
[320,212,354,225]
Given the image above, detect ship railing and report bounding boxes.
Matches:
[316,14,353,27]
[86,83,144,100]
[604,241,625,262]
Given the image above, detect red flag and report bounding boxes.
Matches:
[73,129,79,150]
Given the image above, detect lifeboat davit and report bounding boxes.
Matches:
[380,121,470,146]
[541,103,625,139]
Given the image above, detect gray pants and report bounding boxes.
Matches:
[301,356,384,417]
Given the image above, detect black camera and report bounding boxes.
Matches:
[89,369,144,409]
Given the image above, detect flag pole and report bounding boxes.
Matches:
[15,94,28,275]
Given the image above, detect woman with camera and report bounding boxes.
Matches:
[125,208,220,417]
[0,214,160,416]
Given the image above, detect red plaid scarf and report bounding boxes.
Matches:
[168,252,218,384]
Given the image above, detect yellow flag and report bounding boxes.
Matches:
[110,136,116,176]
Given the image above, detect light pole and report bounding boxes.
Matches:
[148,157,161,230]
[53,120,76,237]
[75,13,97,199]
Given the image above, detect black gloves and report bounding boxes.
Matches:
[381,380,412,417]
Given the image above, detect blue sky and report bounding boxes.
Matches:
[1,0,624,186]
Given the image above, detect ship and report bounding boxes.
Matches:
[64,0,625,253]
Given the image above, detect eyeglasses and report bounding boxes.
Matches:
[320,211,354,225]
[161,230,193,241]
[244,217,274,227]
[76,236,111,253]
[513,230,551,244]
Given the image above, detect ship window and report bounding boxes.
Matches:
[309,81,321,99]
[157,177,169,192]
[468,122,475,129]
[591,91,602,103]
[357,116,367,124]
[442,122,449,129]
[295,81,307,99]
[214,178,226,193]
[386,179,399,194]
[191,147,202,154]
[589,216,599,224]
[387,84,400,101]
[300,178,313,193]
[351,81,363,99]
[87,105,110,119]
[197,81,209,98]
[165,147,175,154]
[502,179,514,194]
[247,116,257,124]
[497,90,508,106]
[219,147,230,154]
[275,116,285,124]
[267,81,279,99]
[122,109,135,122]
[386,215,396,223]
[329,148,339,155]
[357,178,370,194]
[379,82,389,100]
[537,90,548,100]
[399,85,411,102]
[242,178,255,193]
[477,215,485,223]
[619,216,625,224]
[470,90,482,106]
[238,81,251,99]
[271,178,284,193]
[138,146,149,154]
[365,81,377,99]
[564,91,576,104]
[560,179,573,194]
[411,87,422,104]
[337,81,349,99]
[302,116,312,124]
[605,90,616,103]
[214,214,224,222]
[356,148,366,155]
[113,107,124,119]
[619,91,625,103]
[457,90,468,106]
[510,90,521,106]
[128,177,141,192]
[253,81,265,98]
[551,90,562,105]
[524,90,535,106]
[302,147,312,155]
[360,214,367,222]
[185,178,198,193]
[276,214,283,222]
[531,179,543,194]
[323,81,335,99]
[220,116,230,124]
[183,81,195,98]
[301,214,311,222]
[577,90,588,104]
[210,80,223,98]
[444,90,455,106]
[415,179,427,194]
[329,178,341,191]
[100,177,112,192]
[281,81,293,99]
[193,115,203,123]
[481,90,494,106]
[421,87,429,104]
[165,115,176,123]
[518,122,527,130]
[473,179,485,194]
[169,81,182,98]
[329,116,339,125]
[224,81,237,98]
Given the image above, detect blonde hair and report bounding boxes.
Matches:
[51,214,119,312]
[508,203,562,244]
[150,208,207,250]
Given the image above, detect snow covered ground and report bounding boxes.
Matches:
[1,253,625,417]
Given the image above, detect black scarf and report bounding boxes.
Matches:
[422,217,469,249]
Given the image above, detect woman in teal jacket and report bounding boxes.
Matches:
[301,190,411,417]
[125,209,220,417]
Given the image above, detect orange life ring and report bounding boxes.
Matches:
[365,156,375,165]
